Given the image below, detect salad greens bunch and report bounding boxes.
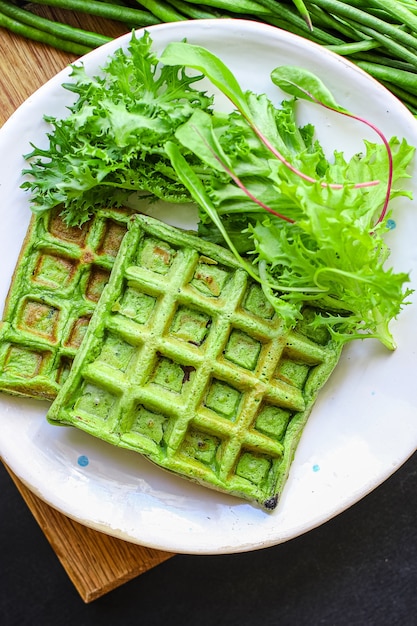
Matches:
[22,31,415,349]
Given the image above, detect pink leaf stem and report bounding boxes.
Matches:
[250,123,380,190]
[276,82,392,225]
[190,124,296,223]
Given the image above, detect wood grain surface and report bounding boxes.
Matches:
[0,8,174,604]
[4,465,174,603]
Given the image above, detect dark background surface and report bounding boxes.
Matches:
[1,451,416,626]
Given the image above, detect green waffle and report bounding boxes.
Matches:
[47,214,341,510]
[0,206,135,400]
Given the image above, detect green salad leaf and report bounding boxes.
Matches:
[21,32,415,349]
[22,31,213,225]
[161,41,415,350]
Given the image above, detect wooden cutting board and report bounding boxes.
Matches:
[0,7,174,603]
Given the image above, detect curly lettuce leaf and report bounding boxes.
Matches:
[22,30,213,225]
[162,42,415,349]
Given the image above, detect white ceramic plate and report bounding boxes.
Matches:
[1,19,417,555]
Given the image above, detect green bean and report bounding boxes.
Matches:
[25,0,160,26]
[327,40,380,56]
[369,0,417,33]
[167,0,221,19]
[171,0,271,16]
[0,8,92,55]
[304,0,417,54]
[134,0,186,21]
[254,0,343,45]
[356,60,417,95]
[344,0,405,24]
[351,51,415,73]
[307,4,373,43]
[346,19,417,69]
[264,13,344,46]
[292,0,312,29]
[0,0,110,48]
[399,0,417,17]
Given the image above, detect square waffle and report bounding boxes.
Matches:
[47,214,342,509]
[0,206,135,400]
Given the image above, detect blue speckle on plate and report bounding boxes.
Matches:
[386,219,396,230]
[77,455,89,467]
[312,464,320,473]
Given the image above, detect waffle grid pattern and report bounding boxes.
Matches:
[48,215,341,509]
[0,207,134,400]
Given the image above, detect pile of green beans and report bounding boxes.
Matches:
[1,0,417,114]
